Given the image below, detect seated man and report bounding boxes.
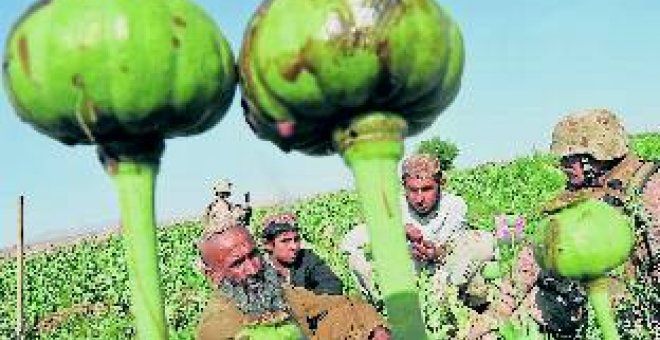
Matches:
[341,153,495,302]
[261,212,343,295]
[196,221,390,339]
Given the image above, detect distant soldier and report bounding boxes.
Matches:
[203,179,252,234]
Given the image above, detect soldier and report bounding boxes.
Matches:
[548,108,659,283]
[472,109,660,339]
[471,109,660,338]
[546,108,659,335]
[203,179,252,232]
[340,153,495,306]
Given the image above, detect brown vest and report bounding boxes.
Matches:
[543,155,659,214]
[543,154,660,281]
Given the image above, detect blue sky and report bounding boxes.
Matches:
[1,0,659,248]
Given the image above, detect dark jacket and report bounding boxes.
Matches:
[289,249,343,295]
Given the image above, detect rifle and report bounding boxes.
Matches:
[242,192,253,223]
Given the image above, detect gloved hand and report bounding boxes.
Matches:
[534,271,587,338]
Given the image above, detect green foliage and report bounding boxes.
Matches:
[235,322,304,340]
[497,315,548,340]
[1,145,658,338]
[417,137,460,171]
[0,221,210,339]
[418,271,470,340]
[631,132,660,161]
[446,152,565,233]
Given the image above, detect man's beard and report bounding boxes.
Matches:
[218,260,291,317]
[409,195,440,219]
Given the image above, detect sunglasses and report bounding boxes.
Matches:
[559,154,594,169]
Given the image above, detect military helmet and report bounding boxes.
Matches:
[213,179,232,194]
[551,108,629,161]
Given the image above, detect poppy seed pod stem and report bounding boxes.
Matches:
[586,277,619,340]
[535,199,633,340]
[4,0,236,336]
[337,113,426,339]
[98,140,167,340]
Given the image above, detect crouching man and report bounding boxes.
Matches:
[196,221,391,339]
[341,153,495,304]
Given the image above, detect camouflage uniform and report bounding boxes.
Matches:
[203,180,252,236]
[547,109,659,284]
[470,109,660,339]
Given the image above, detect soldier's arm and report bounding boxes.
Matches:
[202,203,214,225]
[642,172,660,269]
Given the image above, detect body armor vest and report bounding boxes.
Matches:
[543,155,660,279]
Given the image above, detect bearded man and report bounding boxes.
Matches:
[195,222,391,340]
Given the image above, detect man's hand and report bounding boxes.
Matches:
[406,224,448,263]
[405,223,423,243]
[406,223,429,260]
[368,326,391,340]
[432,242,450,263]
[411,241,436,262]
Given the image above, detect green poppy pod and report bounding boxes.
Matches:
[535,199,634,280]
[239,0,464,155]
[3,0,236,146]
